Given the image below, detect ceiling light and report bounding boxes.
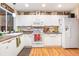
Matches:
[25,4,29,7]
[42,4,46,7]
[58,4,62,8]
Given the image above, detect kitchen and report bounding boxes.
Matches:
[0,3,79,56]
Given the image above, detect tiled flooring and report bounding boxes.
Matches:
[18,47,79,56]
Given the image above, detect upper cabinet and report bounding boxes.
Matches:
[45,15,59,26]
[15,15,35,26]
[33,15,60,26]
[15,15,60,26]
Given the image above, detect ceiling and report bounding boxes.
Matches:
[7,3,79,12]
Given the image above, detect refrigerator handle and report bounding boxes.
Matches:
[65,26,69,31]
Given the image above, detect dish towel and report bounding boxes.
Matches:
[34,34,41,41]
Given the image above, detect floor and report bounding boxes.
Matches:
[18,47,79,56]
[18,48,32,56]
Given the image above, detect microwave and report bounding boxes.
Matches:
[69,13,75,18]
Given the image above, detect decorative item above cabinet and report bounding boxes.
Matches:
[0,3,14,13]
[17,11,70,15]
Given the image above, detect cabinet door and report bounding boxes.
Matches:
[57,34,62,46]
[8,38,17,56]
[0,35,24,56]
[0,42,9,56]
[20,35,25,47]
[15,35,24,55]
[48,16,59,26]
[0,39,16,56]
[44,34,59,46]
[16,15,35,26]
[16,15,22,26]
[24,34,32,46]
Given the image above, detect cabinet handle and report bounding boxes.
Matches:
[7,40,12,43]
[50,36,57,37]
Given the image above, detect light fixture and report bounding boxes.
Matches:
[42,4,46,7]
[25,4,29,7]
[58,4,62,8]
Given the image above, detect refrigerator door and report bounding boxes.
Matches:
[63,18,79,48]
[70,19,79,48]
[64,19,71,48]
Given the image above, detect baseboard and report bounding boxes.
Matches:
[24,46,32,48]
[24,45,61,48]
[44,45,62,48]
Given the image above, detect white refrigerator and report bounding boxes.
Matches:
[62,18,79,48]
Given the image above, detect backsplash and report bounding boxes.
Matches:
[16,26,59,34]
[43,26,59,33]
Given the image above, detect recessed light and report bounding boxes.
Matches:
[25,4,29,7]
[42,4,46,7]
[58,4,62,8]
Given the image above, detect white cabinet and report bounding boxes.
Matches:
[16,35,24,55]
[0,34,24,56]
[8,38,16,56]
[23,34,33,47]
[34,15,48,26]
[0,42,9,56]
[15,15,35,26]
[57,34,62,46]
[33,15,60,26]
[15,15,60,26]
[43,34,61,47]
[0,38,16,56]
[46,16,59,26]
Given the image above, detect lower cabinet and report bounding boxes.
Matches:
[23,34,61,47]
[0,34,62,56]
[16,35,24,55]
[8,38,17,56]
[0,38,16,56]
[23,34,33,47]
[43,34,61,47]
[0,35,24,56]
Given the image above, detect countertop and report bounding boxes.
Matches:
[44,32,62,34]
[0,33,23,42]
[22,30,62,34]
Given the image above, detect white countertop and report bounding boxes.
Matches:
[0,33,23,42]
